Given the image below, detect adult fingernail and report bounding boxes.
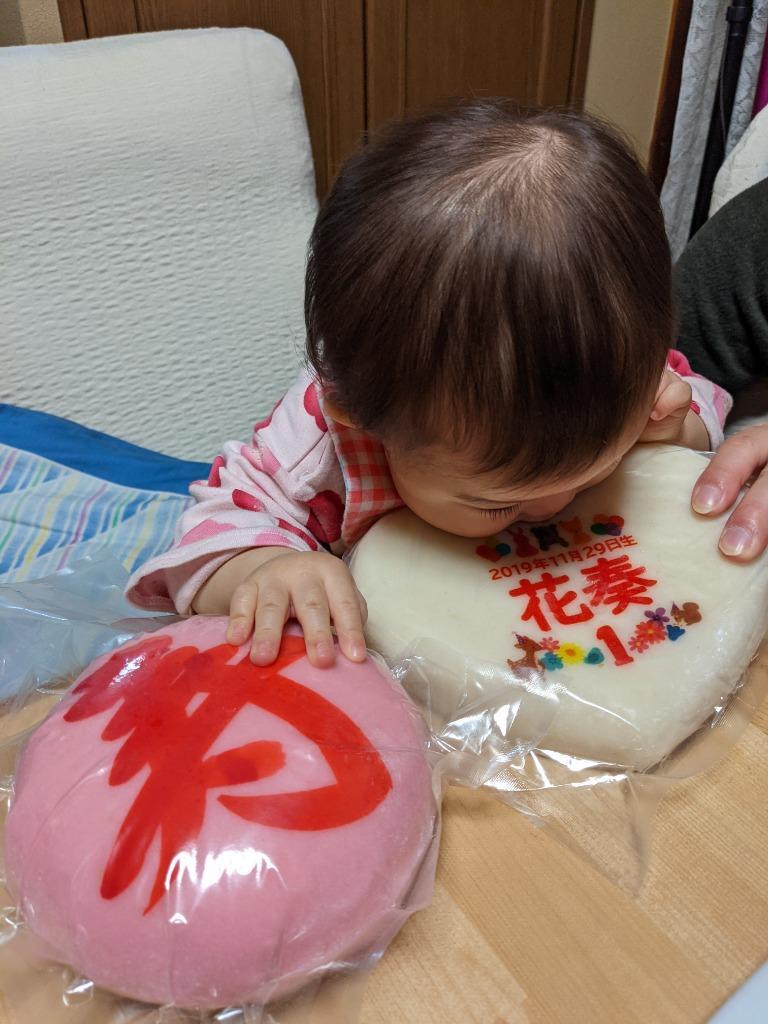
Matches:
[720,525,754,557]
[692,484,722,514]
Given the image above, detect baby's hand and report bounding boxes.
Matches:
[639,370,709,449]
[639,370,693,443]
[226,551,368,668]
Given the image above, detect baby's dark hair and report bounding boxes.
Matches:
[305,100,671,484]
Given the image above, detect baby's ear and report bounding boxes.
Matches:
[322,395,358,428]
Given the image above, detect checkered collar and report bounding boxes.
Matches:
[324,419,404,546]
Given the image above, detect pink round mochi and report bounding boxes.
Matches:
[5,618,437,1009]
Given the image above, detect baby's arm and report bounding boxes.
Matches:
[126,372,365,665]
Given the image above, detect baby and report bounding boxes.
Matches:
[127,100,731,667]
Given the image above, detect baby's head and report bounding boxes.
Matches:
[306,100,671,536]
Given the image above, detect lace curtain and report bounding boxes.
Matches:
[661,0,768,260]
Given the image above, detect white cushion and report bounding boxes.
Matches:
[1,29,317,459]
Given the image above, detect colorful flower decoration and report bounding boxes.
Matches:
[632,620,666,645]
[540,652,564,671]
[525,596,701,671]
[557,643,586,665]
[644,607,669,626]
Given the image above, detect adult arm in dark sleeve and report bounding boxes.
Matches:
[674,176,768,395]
[677,178,768,561]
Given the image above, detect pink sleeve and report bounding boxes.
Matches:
[125,373,346,615]
[667,349,733,450]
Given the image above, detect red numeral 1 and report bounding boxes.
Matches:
[595,625,634,667]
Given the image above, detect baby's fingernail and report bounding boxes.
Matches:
[720,525,754,557]
[314,642,335,664]
[251,642,273,663]
[227,620,247,643]
[692,484,722,514]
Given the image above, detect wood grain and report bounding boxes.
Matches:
[366,0,591,139]
[360,700,768,1024]
[82,0,138,36]
[567,0,595,107]
[406,0,538,110]
[534,0,581,107]
[365,0,408,130]
[56,0,88,41]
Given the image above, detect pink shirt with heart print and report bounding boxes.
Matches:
[125,354,731,616]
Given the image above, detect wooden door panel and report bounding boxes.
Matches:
[406,0,538,106]
[59,0,365,197]
[366,0,593,132]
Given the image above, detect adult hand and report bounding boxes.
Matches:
[691,424,768,559]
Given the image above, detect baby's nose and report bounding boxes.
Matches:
[522,491,577,521]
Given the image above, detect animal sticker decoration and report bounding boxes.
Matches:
[476,514,703,671]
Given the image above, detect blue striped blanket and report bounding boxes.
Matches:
[0,443,190,585]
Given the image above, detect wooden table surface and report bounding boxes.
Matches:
[361,695,768,1024]
[1,690,766,1024]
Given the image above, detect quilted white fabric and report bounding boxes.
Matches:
[710,104,768,217]
[1,29,317,459]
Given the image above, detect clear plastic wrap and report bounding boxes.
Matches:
[0,554,524,1024]
[2,444,767,1021]
[0,561,438,1024]
[349,445,768,889]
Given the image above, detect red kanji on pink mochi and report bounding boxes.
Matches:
[4,618,436,1010]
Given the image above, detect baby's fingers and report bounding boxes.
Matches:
[293,583,335,668]
[327,578,368,663]
[251,584,290,665]
[227,580,258,646]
